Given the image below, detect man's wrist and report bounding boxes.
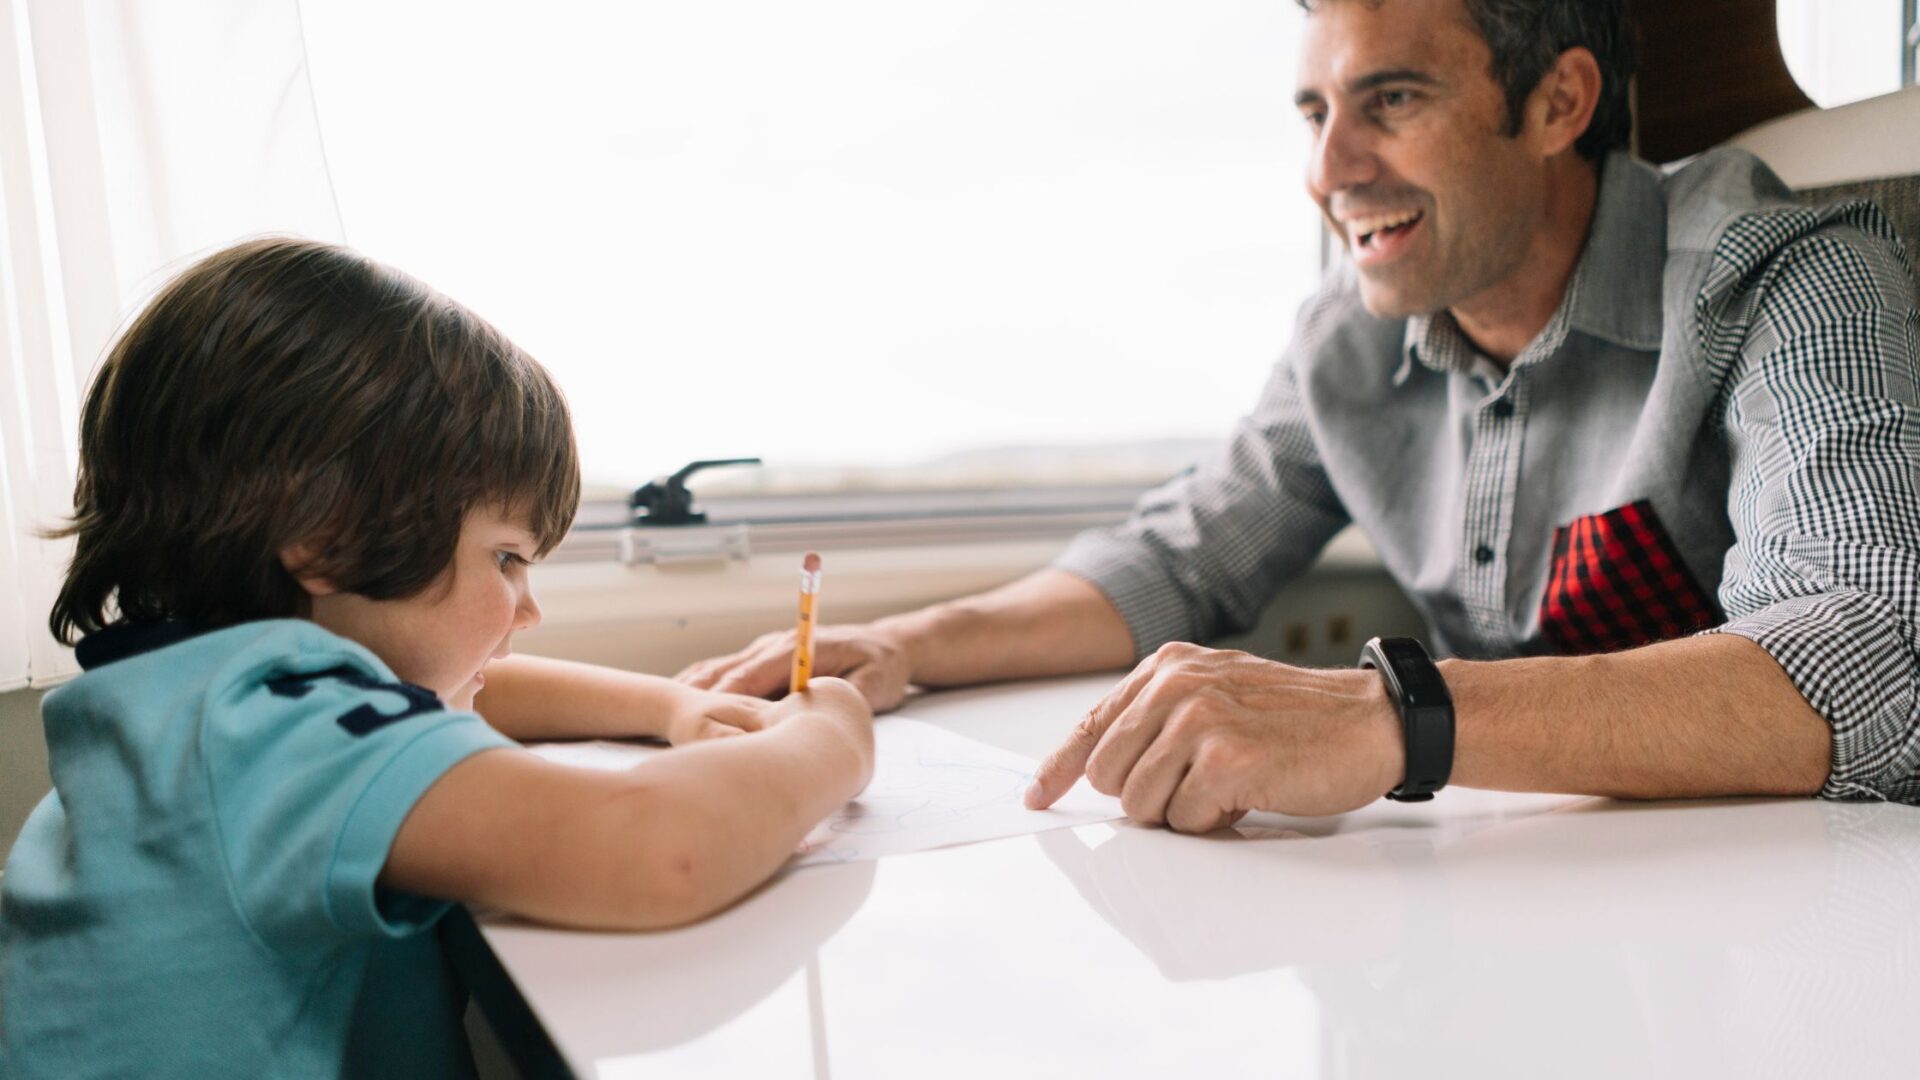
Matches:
[1357,670,1406,796]
[863,611,922,677]
[1359,637,1455,801]
[613,667,684,740]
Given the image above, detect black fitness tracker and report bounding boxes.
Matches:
[1358,636,1454,802]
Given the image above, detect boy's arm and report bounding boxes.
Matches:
[475,654,773,744]
[382,679,874,930]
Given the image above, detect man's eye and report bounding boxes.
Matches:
[1302,110,1326,130]
[1377,89,1413,109]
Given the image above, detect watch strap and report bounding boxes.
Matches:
[1358,636,1454,802]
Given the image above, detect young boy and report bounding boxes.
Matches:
[0,237,874,1078]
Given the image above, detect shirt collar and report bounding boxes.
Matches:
[1396,151,1666,385]
[75,620,214,670]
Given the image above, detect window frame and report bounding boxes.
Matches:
[1904,0,1917,87]
[554,481,1157,566]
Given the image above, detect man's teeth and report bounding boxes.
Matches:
[1351,210,1422,244]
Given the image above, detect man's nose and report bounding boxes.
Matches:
[1308,107,1379,200]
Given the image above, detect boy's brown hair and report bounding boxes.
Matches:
[49,236,581,643]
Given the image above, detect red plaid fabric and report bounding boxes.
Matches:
[1539,500,1721,655]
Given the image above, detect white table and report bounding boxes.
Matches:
[456,674,1920,1079]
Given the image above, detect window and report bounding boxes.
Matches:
[298,3,1318,498]
[1777,0,1913,107]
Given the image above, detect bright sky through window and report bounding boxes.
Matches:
[300,2,1316,489]
[1777,0,1908,108]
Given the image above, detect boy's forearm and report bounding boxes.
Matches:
[615,713,870,925]
[381,706,871,931]
[475,655,682,741]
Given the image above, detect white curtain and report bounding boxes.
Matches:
[0,0,342,690]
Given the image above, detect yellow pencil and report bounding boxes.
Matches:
[790,552,822,694]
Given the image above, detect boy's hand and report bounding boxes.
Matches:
[661,689,777,745]
[777,676,877,776]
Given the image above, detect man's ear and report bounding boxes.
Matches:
[279,543,341,598]
[1527,46,1603,159]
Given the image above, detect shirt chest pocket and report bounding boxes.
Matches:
[1538,500,1722,655]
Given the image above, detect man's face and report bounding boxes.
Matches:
[1295,0,1546,319]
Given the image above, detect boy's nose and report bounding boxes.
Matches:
[515,587,543,633]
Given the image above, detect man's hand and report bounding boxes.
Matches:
[659,687,778,745]
[676,625,912,712]
[1024,642,1404,830]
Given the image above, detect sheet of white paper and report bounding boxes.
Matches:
[528,738,667,772]
[793,718,1123,867]
[526,718,1123,867]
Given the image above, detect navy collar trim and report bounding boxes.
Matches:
[75,621,216,671]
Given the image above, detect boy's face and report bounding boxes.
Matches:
[301,507,543,710]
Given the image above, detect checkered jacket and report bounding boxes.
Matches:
[1056,150,1920,804]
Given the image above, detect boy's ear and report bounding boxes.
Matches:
[279,543,341,597]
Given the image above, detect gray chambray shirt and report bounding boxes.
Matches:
[1055,149,1920,803]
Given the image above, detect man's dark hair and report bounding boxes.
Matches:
[48,236,581,643]
[1298,0,1639,161]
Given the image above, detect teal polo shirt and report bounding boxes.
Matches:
[0,619,514,1078]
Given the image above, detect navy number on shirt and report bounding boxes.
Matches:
[265,666,446,736]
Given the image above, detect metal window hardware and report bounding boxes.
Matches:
[617,523,752,567]
[629,458,762,526]
[610,458,763,566]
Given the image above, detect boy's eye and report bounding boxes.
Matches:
[495,551,530,571]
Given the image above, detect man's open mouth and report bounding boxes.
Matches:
[1350,209,1425,250]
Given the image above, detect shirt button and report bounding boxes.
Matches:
[1474,545,1495,565]
[1491,400,1514,418]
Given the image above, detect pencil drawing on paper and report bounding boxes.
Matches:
[789,719,1122,867]
[826,749,1032,834]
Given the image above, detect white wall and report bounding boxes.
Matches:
[1,688,50,866]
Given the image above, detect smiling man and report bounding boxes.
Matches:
[683,0,1920,825]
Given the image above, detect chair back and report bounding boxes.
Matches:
[1730,87,1920,303]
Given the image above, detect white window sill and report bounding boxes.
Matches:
[522,511,1387,676]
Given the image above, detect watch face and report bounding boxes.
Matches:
[1382,640,1427,668]
[1381,641,1449,706]
[1404,676,1449,708]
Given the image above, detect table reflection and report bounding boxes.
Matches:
[1035,798,1920,1077]
[477,857,876,1067]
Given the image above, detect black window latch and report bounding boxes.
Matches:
[630,458,762,526]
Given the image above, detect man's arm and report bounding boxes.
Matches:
[1444,633,1830,797]
[874,569,1137,686]
[475,654,776,744]
[676,569,1136,711]
[1025,632,1831,831]
[1700,210,1920,801]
